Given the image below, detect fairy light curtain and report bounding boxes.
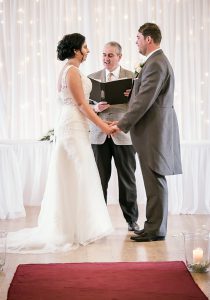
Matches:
[0,0,209,140]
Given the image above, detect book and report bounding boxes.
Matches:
[89,77,133,104]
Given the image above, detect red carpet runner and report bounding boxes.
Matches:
[7,261,208,300]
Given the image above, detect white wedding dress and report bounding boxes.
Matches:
[7,65,113,254]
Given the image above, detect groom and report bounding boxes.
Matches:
[112,23,182,242]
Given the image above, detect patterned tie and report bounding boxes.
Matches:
[107,72,114,82]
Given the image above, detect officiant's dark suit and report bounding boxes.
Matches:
[88,41,139,231]
[117,23,182,241]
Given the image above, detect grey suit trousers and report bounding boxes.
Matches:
[138,155,168,236]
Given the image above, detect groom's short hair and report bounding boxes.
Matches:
[139,23,162,44]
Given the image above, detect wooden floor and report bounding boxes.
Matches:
[0,204,210,300]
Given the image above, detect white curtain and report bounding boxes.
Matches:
[0,0,210,140]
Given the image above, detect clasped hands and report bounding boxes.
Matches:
[106,121,120,136]
[94,98,132,136]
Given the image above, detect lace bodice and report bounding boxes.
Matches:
[55,65,92,140]
[58,65,92,106]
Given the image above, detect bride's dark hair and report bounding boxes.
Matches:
[57,33,85,61]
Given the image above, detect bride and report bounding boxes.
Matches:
[7,33,114,254]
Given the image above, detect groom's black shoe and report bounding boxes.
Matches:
[133,229,144,235]
[130,232,165,242]
[128,222,139,231]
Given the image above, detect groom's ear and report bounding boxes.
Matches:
[146,36,152,44]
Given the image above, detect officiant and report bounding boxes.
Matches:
[88,41,139,232]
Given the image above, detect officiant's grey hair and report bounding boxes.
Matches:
[104,41,122,55]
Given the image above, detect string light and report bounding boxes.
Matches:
[41,78,46,85]
[21,103,29,110]
[95,7,102,13]
[25,57,30,63]
[19,60,25,67]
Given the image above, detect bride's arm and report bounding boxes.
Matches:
[66,67,113,135]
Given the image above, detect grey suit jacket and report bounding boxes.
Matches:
[88,67,134,145]
[118,50,182,175]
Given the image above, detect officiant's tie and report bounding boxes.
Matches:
[107,72,114,82]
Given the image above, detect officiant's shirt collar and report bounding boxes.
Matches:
[105,65,120,81]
